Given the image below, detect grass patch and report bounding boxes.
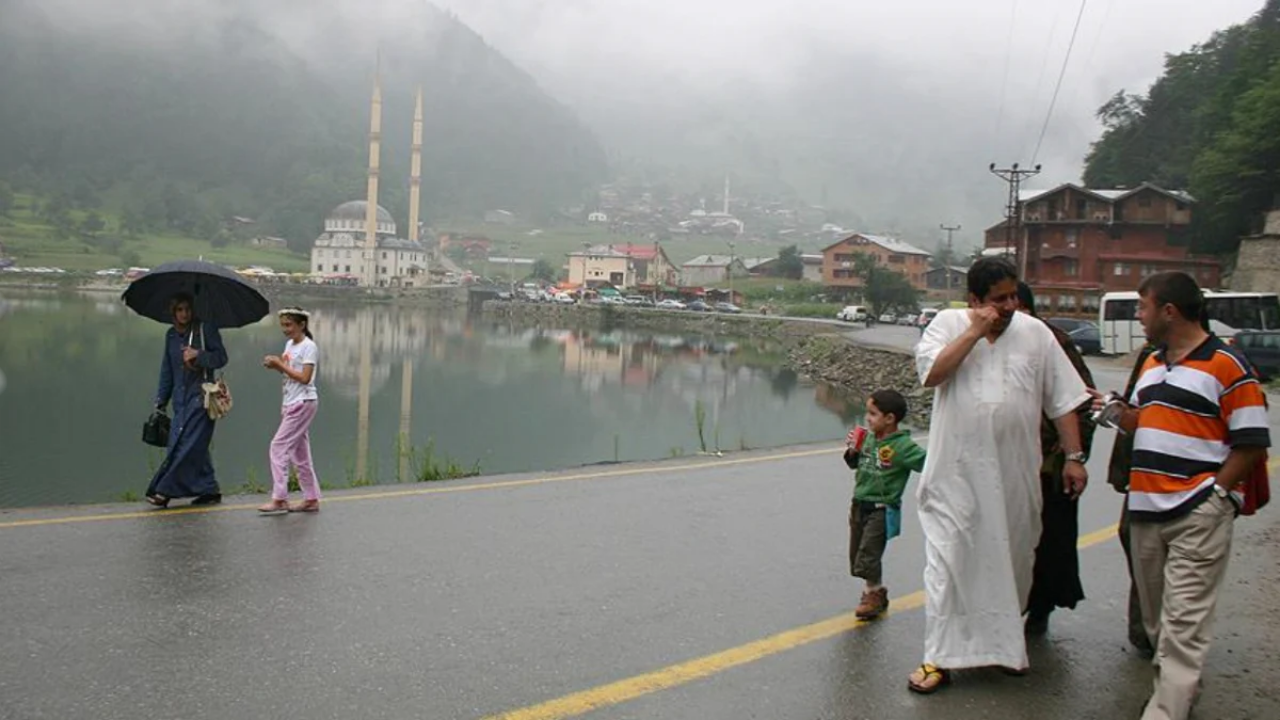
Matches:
[3,193,309,272]
[780,302,844,319]
[404,438,482,482]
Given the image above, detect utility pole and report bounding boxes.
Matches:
[988,163,1041,278]
[508,240,517,296]
[939,223,961,298]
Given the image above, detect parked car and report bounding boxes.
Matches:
[1236,330,1280,381]
[714,302,743,314]
[687,300,712,312]
[656,299,687,310]
[553,293,576,304]
[836,305,868,322]
[898,313,918,326]
[624,295,652,306]
[917,308,939,328]
[1068,324,1102,356]
[878,312,897,324]
[1047,317,1094,335]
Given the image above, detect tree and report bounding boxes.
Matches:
[79,210,105,236]
[774,244,804,279]
[853,252,919,313]
[529,258,558,283]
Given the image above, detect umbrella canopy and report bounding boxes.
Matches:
[122,260,270,329]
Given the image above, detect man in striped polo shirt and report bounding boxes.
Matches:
[1093,272,1270,720]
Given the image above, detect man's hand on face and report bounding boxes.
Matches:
[1063,460,1088,500]
[968,305,1001,336]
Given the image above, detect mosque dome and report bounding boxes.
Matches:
[325,200,396,236]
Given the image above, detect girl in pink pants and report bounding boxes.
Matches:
[258,307,321,514]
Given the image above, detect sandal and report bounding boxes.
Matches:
[145,494,169,509]
[257,499,289,515]
[288,500,320,513]
[908,663,950,694]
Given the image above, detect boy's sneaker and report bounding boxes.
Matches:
[856,587,889,620]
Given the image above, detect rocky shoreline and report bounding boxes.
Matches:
[483,301,932,426]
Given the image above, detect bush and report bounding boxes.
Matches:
[119,249,143,267]
[780,303,844,319]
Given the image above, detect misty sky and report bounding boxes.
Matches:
[437,0,1262,185]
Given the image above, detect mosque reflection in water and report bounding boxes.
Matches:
[308,304,859,481]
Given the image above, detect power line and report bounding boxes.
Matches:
[1032,0,1090,165]
[992,0,1020,153]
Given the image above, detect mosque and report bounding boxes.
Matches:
[311,75,429,287]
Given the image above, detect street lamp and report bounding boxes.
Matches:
[726,240,736,304]
[508,240,518,295]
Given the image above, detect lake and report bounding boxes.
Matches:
[0,290,863,508]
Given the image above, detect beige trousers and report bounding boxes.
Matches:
[1130,493,1235,720]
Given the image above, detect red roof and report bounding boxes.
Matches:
[612,244,660,260]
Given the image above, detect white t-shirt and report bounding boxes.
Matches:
[281,337,319,406]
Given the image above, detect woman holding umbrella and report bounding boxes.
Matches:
[145,292,228,507]
[124,260,269,508]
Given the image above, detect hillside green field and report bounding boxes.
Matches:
[0,194,309,273]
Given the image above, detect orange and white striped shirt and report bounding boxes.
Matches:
[1128,335,1271,521]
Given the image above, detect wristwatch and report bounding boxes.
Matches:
[1064,451,1087,464]
[1213,483,1241,514]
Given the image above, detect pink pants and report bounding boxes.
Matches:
[270,400,320,501]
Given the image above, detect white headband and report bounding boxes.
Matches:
[277,307,311,319]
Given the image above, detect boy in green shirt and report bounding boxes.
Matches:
[843,389,927,619]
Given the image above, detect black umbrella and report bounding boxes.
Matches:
[122,260,270,329]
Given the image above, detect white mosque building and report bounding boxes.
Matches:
[311,200,428,286]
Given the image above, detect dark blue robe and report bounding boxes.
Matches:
[146,322,228,499]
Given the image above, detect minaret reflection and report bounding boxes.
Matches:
[312,305,433,482]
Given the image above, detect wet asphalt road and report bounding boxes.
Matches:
[1,354,1276,720]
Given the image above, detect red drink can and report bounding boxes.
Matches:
[847,426,869,452]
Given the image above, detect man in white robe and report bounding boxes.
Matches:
[908,257,1090,693]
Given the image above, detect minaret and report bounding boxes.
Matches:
[723,174,730,215]
[408,86,423,244]
[363,65,383,287]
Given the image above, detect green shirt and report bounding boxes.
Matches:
[844,429,927,505]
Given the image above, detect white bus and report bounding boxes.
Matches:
[1099,290,1280,355]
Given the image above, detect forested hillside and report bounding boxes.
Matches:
[0,0,608,249]
[1084,0,1280,254]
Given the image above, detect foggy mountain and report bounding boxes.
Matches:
[436,0,1266,247]
[0,0,608,244]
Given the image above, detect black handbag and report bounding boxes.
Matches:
[143,409,171,448]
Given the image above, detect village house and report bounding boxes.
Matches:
[821,234,932,291]
[567,246,636,289]
[610,243,679,286]
[924,265,968,294]
[680,255,750,286]
[984,182,1219,316]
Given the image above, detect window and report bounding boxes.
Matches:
[315,264,322,272]
[1141,265,1156,277]
[888,254,905,264]
[345,250,351,259]
[1065,259,1078,277]
[1104,299,1138,320]
[380,266,388,274]
[1066,229,1079,248]
[382,252,388,259]
[344,265,351,273]
[1114,263,1128,276]
[332,264,339,272]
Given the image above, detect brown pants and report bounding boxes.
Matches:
[849,501,888,585]
[1130,494,1235,720]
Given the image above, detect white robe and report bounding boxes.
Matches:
[914,309,1089,670]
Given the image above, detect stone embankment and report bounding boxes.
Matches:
[484,302,932,426]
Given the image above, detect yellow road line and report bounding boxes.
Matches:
[487,456,1280,720]
[478,521,1140,720]
[0,446,838,530]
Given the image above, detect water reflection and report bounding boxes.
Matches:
[0,291,863,507]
